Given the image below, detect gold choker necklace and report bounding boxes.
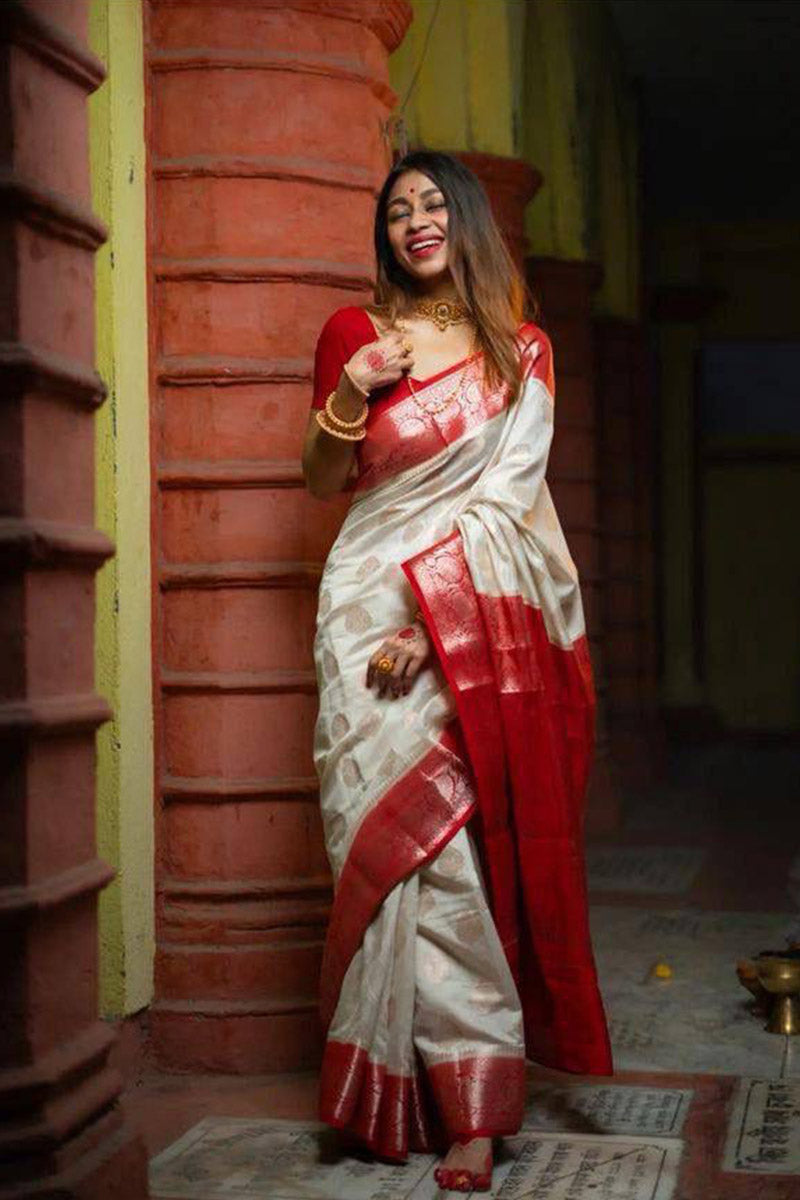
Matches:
[412,297,470,332]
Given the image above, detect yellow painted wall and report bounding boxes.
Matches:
[390,0,515,158]
[465,0,515,157]
[655,219,800,730]
[703,458,800,729]
[522,0,640,319]
[522,0,584,261]
[391,1,640,318]
[89,0,154,1016]
[700,221,800,730]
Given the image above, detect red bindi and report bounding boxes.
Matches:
[398,627,416,639]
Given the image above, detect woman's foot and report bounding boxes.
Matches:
[433,1137,492,1193]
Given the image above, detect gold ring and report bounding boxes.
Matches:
[402,340,413,354]
[377,656,394,674]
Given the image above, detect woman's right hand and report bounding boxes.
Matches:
[345,330,414,395]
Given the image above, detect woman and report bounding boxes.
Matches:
[302,151,611,1193]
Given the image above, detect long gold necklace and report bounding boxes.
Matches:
[411,296,470,331]
[406,359,471,416]
[395,302,476,414]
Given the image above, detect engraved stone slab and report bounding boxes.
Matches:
[149,1119,432,1200]
[591,907,797,1074]
[492,1133,682,1200]
[149,1118,683,1200]
[784,1038,800,1080]
[723,1079,800,1175]
[587,847,705,894]
[525,1084,692,1137]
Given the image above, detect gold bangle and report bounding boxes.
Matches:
[315,408,366,441]
[325,390,367,431]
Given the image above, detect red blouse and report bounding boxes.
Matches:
[312,304,486,417]
[312,306,424,472]
[311,308,549,491]
[311,306,376,409]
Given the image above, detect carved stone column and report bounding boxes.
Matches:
[0,1,149,1194]
[457,152,541,269]
[145,0,411,1073]
[651,283,724,738]
[526,257,621,834]
[594,317,662,789]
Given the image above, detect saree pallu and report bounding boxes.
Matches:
[313,325,612,1161]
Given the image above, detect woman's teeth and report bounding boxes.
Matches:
[409,240,442,256]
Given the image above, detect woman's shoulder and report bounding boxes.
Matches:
[515,321,554,388]
[312,307,378,405]
[515,320,551,355]
[319,305,378,343]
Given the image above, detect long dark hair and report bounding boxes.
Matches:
[374,151,526,394]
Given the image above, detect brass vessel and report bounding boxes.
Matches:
[755,953,800,1035]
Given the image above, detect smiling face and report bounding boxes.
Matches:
[385,169,450,286]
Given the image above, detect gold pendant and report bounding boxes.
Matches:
[412,297,470,331]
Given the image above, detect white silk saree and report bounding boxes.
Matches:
[312,323,611,1160]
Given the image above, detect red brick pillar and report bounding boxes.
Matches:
[594,318,662,789]
[0,2,149,1195]
[145,0,411,1073]
[527,257,621,834]
[457,152,541,269]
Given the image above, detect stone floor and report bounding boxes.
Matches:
[126,740,800,1198]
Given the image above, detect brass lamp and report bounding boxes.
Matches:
[755,952,800,1035]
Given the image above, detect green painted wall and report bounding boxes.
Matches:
[89,0,154,1016]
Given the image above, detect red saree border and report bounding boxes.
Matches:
[402,532,613,1077]
[319,1041,432,1162]
[319,1040,525,1161]
[319,721,477,1029]
[355,359,509,495]
[354,321,552,495]
[401,532,511,915]
[427,1053,526,1143]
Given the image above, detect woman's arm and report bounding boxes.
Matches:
[302,327,414,499]
[302,369,366,499]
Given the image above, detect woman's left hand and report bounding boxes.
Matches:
[366,619,431,698]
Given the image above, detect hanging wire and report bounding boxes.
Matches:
[384,0,443,164]
[398,0,443,116]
